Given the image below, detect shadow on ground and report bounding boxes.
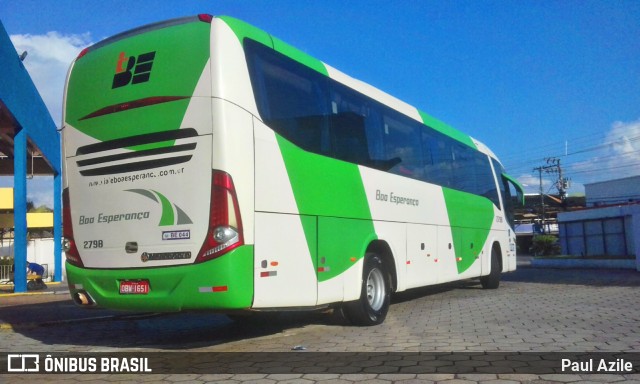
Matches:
[502,266,640,287]
[0,298,347,351]
[2,268,638,351]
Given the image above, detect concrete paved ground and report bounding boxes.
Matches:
[1,267,639,383]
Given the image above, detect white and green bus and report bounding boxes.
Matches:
[62,14,524,325]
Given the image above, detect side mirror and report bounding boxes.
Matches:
[502,173,525,206]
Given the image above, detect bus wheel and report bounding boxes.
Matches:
[343,254,390,326]
[480,247,501,289]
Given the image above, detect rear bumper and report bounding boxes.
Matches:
[66,245,254,311]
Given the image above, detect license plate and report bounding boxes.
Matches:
[119,280,149,295]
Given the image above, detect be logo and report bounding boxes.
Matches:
[112,51,156,89]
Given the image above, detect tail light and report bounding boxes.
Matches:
[198,14,214,23]
[196,171,244,263]
[62,188,84,267]
[76,47,89,60]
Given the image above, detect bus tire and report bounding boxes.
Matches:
[480,247,501,289]
[343,254,390,326]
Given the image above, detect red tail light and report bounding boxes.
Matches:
[76,47,90,60]
[198,14,214,23]
[195,171,244,263]
[62,188,84,267]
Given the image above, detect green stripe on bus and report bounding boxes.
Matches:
[319,217,378,281]
[66,20,210,147]
[299,215,318,271]
[219,15,273,47]
[276,135,376,281]
[442,188,494,273]
[419,110,477,149]
[222,16,328,77]
[153,190,175,226]
[272,36,328,76]
[276,136,373,219]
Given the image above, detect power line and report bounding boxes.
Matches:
[504,141,640,180]
[565,134,640,157]
[499,130,610,164]
[568,160,640,176]
[504,136,640,172]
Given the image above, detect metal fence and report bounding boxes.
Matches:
[0,263,49,282]
[0,265,11,281]
[560,217,633,258]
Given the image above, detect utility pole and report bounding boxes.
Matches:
[534,165,545,233]
[548,158,571,206]
[533,157,569,233]
[557,165,571,206]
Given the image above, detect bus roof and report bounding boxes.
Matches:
[79,15,206,59]
[217,15,482,153]
[76,13,495,157]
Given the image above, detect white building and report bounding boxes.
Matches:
[558,204,640,271]
[585,175,640,207]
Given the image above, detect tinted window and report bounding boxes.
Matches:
[492,158,513,220]
[246,39,329,155]
[422,130,453,187]
[474,153,500,207]
[383,112,423,179]
[328,84,379,165]
[245,39,501,208]
[451,142,476,192]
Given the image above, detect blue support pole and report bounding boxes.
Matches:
[2,20,62,288]
[13,128,27,293]
[53,171,62,282]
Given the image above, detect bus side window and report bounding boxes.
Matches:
[383,113,423,179]
[451,143,476,192]
[245,39,330,155]
[328,85,376,166]
[474,152,501,208]
[430,137,454,188]
[503,177,516,225]
[329,112,370,165]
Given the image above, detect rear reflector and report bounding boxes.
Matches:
[199,286,228,293]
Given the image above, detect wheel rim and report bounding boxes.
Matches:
[366,267,385,311]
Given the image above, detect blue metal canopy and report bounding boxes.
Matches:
[0,20,62,293]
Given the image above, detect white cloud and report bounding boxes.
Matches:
[518,171,585,197]
[0,176,54,209]
[606,119,640,157]
[517,173,553,195]
[570,118,640,185]
[10,32,92,126]
[27,177,55,209]
[6,32,92,208]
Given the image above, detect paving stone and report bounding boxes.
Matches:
[477,381,521,384]
[539,374,586,382]
[1,268,639,382]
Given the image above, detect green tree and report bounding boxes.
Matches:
[530,235,561,256]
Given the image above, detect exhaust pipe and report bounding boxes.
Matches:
[73,290,95,306]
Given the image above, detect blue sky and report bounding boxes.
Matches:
[1,0,639,205]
